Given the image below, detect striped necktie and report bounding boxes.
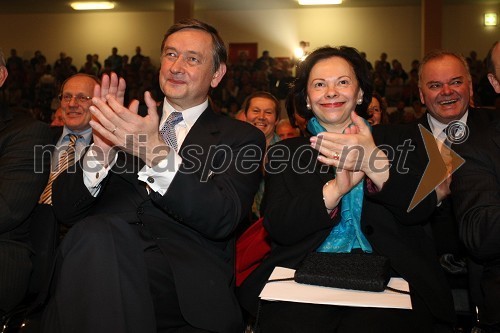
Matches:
[159,112,184,152]
[39,134,78,205]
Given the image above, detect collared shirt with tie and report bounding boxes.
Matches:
[39,134,79,205]
[83,99,207,197]
[40,127,92,205]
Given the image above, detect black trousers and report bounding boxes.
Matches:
[40,215,210,333]
[0,240,32,315]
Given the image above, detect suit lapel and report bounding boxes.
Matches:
[418,113,431,131]
[179,106,220,151]
[0,104,12,133]
[51,126,63,144]
[493,120,500,150]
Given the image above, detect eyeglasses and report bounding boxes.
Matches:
[59,93,92,104]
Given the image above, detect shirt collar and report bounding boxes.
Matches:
[160,98,208,129]
[61,126,92,144]
[427,110,469,139]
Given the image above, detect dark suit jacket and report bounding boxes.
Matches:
[0,105,51,243]
[0,104,51,312]
[26,125,64,295]
[52,106,266,332]
[415,109,500,257]
[237,124,457,325]
[451,117,500,327]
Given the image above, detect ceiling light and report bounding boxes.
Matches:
[70,2,115,10]
[298,0,342,5]
[484,13,498,26]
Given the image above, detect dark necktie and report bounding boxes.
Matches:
[159,112,184,152]
[39,134,78,205]
[439,127,453,173]
[442,126,452,148]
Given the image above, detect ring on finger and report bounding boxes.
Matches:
[332,151,340,160]
[111,127,117,134]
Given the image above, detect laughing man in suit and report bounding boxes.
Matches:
[416,49,499,331]
[415,50,498,269]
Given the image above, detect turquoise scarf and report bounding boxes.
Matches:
[307,117,373,253]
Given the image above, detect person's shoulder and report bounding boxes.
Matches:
[0,107,51,144]
[269,136,310,151]
[214,113,266,143]
[469,107,500,123]
[12,107,51,138]
[372,122,419,144]
[51,126,64,142]
[494,117,500,131]
[217,113,256,132]
[2,106,38,128]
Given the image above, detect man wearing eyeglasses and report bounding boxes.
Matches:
[25,74,100,300]
[34,74,98,212]
[53,73,100,164]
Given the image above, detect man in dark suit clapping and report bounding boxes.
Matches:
[41,19,265,333]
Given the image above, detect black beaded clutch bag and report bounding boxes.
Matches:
[294,252,391,292]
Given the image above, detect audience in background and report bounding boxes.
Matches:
[367,92,389,125]
[105,46,123,75]
[244,91,281,220]
[50,107,64,127]
[0,45,496,129]
[244,91,281,148]
[276,118,300,139]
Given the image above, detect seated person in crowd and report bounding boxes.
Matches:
[451,40,500,333]
[244,91,281,221]
[367,92,389,125]
[40,19,265,333]
[245,91,281,149]
[0,48,51,316]
[415,50,499,280]
[237,46,456,332]
[29,74,98,291]
[39,73,98,207]
[50,107,64,127]
[286,92,308,136]
[276,118,301,140]
[452,118,500,333]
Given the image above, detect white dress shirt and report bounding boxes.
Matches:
[427,111,468,143]
[83,98,208,196]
